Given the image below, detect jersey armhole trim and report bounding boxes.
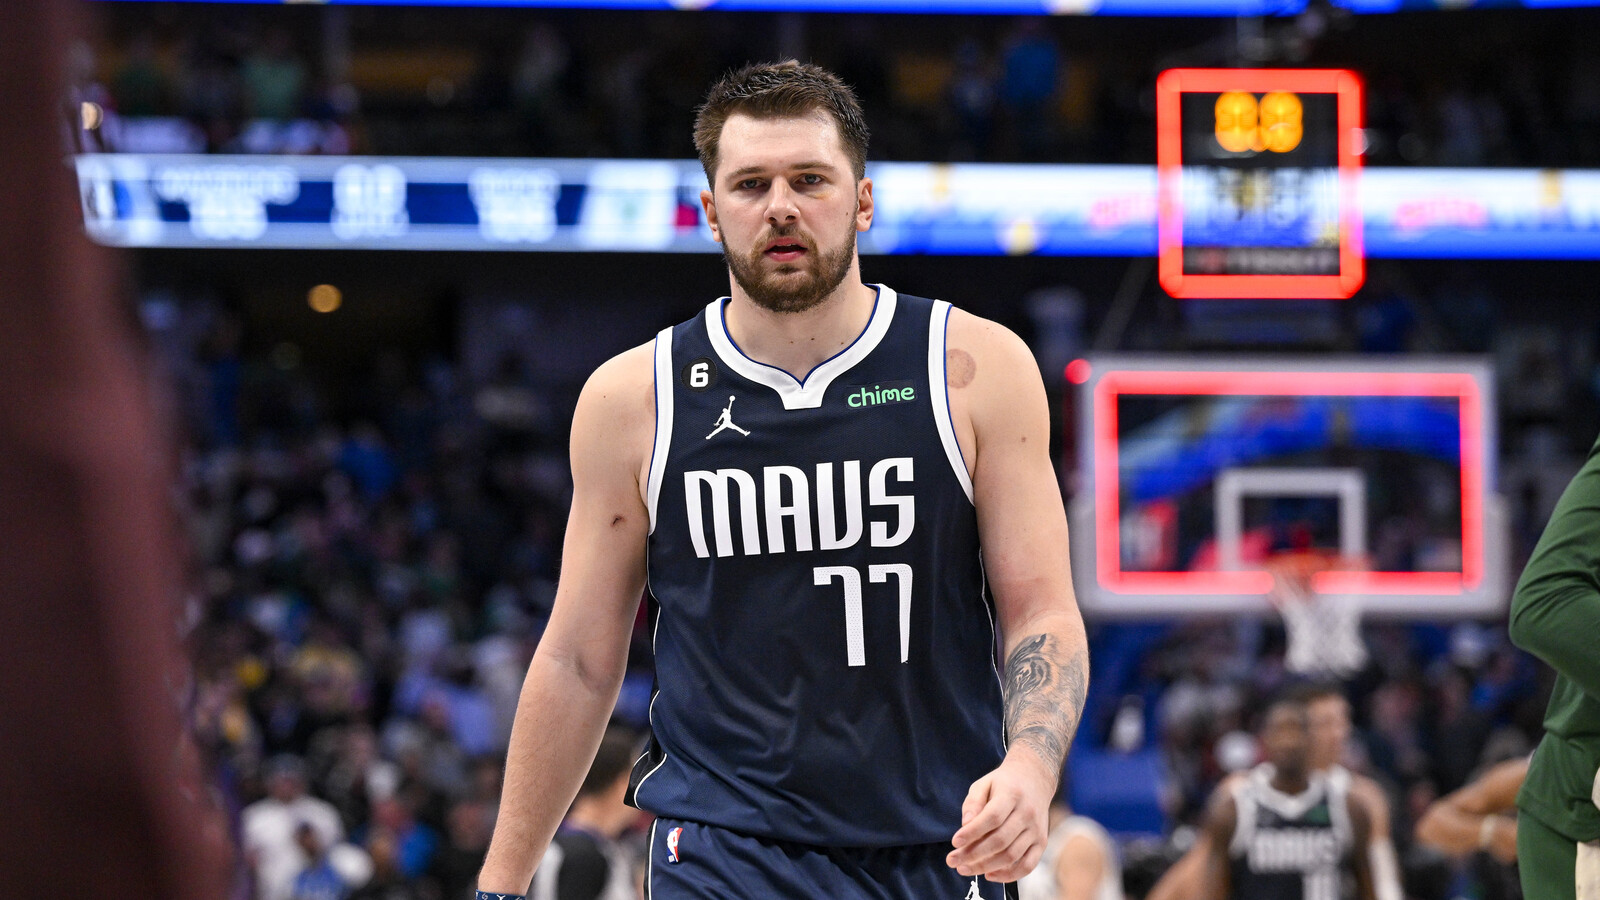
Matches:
[1329,771,1354,849]
[647,326,674,534]
[928,300,975,504]
[1230,777,1256,857]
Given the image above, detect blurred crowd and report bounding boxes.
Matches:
[142,265,1597,900]
[164,297,653,899]
[78,5,1600,167]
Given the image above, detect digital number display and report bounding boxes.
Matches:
[1213,91,1304,153]
[1156,69,1364,298]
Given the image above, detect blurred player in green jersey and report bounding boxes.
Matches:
[1509,432,1600,900]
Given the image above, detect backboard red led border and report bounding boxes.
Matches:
[1156,68,1365,299]
[1070,356,1505,618]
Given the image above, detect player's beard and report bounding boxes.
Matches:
[724,221,857,315]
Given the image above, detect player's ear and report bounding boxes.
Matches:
[855,177,873,232]
[701,189,722,243]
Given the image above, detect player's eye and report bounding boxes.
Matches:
[799,174,824,185]
[737,178,763,190]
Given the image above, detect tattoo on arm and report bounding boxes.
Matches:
[1002,633,1088,774]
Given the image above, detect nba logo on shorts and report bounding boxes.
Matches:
[666,826,682,863]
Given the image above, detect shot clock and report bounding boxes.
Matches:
[1156,68,1365,299]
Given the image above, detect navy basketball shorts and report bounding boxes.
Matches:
[645,817,1019,900]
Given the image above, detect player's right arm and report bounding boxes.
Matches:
[1197,782,1237,900]
[478,344,656,896]
[1350,775,1403,900]
[1509,433,1600,698]
[1414,757,1528,863]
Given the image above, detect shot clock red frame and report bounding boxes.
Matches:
[1155,68,1365,299]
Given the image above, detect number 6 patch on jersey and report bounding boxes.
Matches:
[682,358,716,392]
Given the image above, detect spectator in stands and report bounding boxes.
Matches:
[429,799,497,900]
[511,23,573,154]
[946,38,998,162]
[998,17,1060,161]
[321,723,403,833]
[351,830,428,900]
[1430,666,1493,794]
[243,28,308,121]
[243,755,347,900]
[179,34,244,152]
[358,794,439,880]
[339,422,400,503]
[289,822,370,900]
[112,30,171,116]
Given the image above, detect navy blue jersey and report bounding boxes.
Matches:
[626,285,1007,847]
[1228,765,1356,900]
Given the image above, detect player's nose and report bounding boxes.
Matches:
[765,180,799,224]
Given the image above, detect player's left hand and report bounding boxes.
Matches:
[947,752,1056,883]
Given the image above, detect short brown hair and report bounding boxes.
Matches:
[693,60,870,184]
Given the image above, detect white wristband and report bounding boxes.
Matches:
[1478,815,1498,850]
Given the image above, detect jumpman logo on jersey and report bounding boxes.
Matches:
[705,395,751,440]
[964,877,982,900]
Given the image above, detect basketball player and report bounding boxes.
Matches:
[1147,684,1398,900]
[1507,431,1600,900]
[477,61,1089,900]
[1303,685,1402,900]
[1195,696,1376,900]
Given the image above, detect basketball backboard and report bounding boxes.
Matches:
[1069,355,1505,617]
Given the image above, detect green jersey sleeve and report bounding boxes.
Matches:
[1510,432,1600,700]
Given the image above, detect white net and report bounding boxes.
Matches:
[1269,554,1368,678]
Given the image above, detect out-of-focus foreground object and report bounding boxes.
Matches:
[0,1,231,896]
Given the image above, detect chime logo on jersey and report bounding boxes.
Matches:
[846,380,916,409]
[665,826,682,863]
[683,457,916,558]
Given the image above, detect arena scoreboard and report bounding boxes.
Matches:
[1156,68,1365,299]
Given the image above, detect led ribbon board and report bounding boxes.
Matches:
[75,155,1600,256]
[1156,69,1365,298]
[1071,356,1505,617]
